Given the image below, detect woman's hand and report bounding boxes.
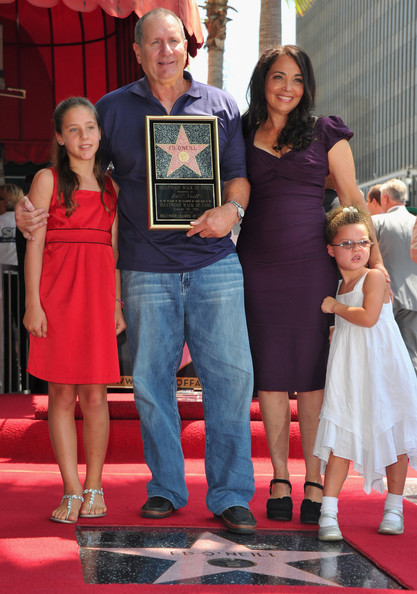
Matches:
[372,261,393,301]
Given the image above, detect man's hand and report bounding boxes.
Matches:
[115,302,127,336]
[15,196,49,240]
[186,202,239,238]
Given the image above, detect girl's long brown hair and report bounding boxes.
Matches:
[53,97,112,216]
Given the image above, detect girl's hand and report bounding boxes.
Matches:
[23,305,48,337]
[321,296,337,314]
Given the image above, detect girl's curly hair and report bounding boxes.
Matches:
[325,204,372,244]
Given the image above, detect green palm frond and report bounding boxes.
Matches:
[291,0,315,17]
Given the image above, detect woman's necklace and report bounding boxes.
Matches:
[273,140,290,158]
[270,124,284,155]
[255,122,286,156]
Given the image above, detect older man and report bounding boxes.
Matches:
[372,178,417,373]
[98,9,257,533]
[16,8,256,533]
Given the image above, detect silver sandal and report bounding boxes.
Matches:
[81,488,106,518]
[50,494,84,524]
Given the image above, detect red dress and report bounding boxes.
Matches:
[28,168,120,384]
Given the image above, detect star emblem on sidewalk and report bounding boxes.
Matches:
[86,530,349,586]
[156,125,209,176]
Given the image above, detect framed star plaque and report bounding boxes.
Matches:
[145,115,221,230]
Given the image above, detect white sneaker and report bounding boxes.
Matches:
[378,509,404,535]
[318,512,343,541]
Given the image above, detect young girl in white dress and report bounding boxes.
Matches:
[314,204,417,541]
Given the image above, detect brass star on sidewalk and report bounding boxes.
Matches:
[157,125,209,176]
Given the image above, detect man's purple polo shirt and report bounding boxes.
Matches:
[96,72,247,273]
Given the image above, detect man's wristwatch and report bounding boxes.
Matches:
[227,200,245,220]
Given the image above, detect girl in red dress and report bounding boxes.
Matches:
[24,97,126,523]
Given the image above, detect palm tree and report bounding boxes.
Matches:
[201,1,237,89]
[202,0,316,89]
[259,0,282,55]
[259,0,315,55]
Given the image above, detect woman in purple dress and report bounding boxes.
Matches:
[237,45,386,524]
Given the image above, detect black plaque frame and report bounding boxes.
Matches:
[145,115,221,230]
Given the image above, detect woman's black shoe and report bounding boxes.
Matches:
[266,479,293,521]
[300,481,323,524]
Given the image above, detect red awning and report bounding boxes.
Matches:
[0,0,203,41]
[0,0,204,164]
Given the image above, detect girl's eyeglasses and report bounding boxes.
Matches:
[330,240,373,250]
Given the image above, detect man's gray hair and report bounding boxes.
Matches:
[380,178,408,204]
[134,8,186,46]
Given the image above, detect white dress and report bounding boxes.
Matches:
[314,271,417,493]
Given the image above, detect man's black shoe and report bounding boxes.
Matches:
[141,496,174,518]
[217,506,256,534]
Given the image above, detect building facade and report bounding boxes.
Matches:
[297,0,417,207]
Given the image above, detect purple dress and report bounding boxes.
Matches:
[237,116,353,392]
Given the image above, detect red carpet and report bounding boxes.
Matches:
[1,393,417,592]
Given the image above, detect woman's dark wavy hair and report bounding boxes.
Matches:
[53,96,111,216]
[242,45,316,152]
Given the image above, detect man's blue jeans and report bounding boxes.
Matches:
[122,253,255,515]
